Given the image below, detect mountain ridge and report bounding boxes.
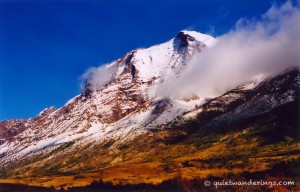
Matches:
[0,30,215,163]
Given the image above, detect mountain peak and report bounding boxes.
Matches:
[174,31,196,47]
[178,30,215,46]
[82,30,216,92]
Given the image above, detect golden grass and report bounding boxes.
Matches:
[0,173,99,190]
[1,133,299,190]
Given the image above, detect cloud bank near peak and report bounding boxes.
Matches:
[155,0,300,99]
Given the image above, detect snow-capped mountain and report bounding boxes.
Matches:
[0,30,299,190]
[0,30,215,164]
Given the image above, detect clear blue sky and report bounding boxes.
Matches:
[0,0,286,120]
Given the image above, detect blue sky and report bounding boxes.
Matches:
[0,0,287,120]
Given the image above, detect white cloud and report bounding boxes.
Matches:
[81,63,117,90]
[156,1,300,99]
